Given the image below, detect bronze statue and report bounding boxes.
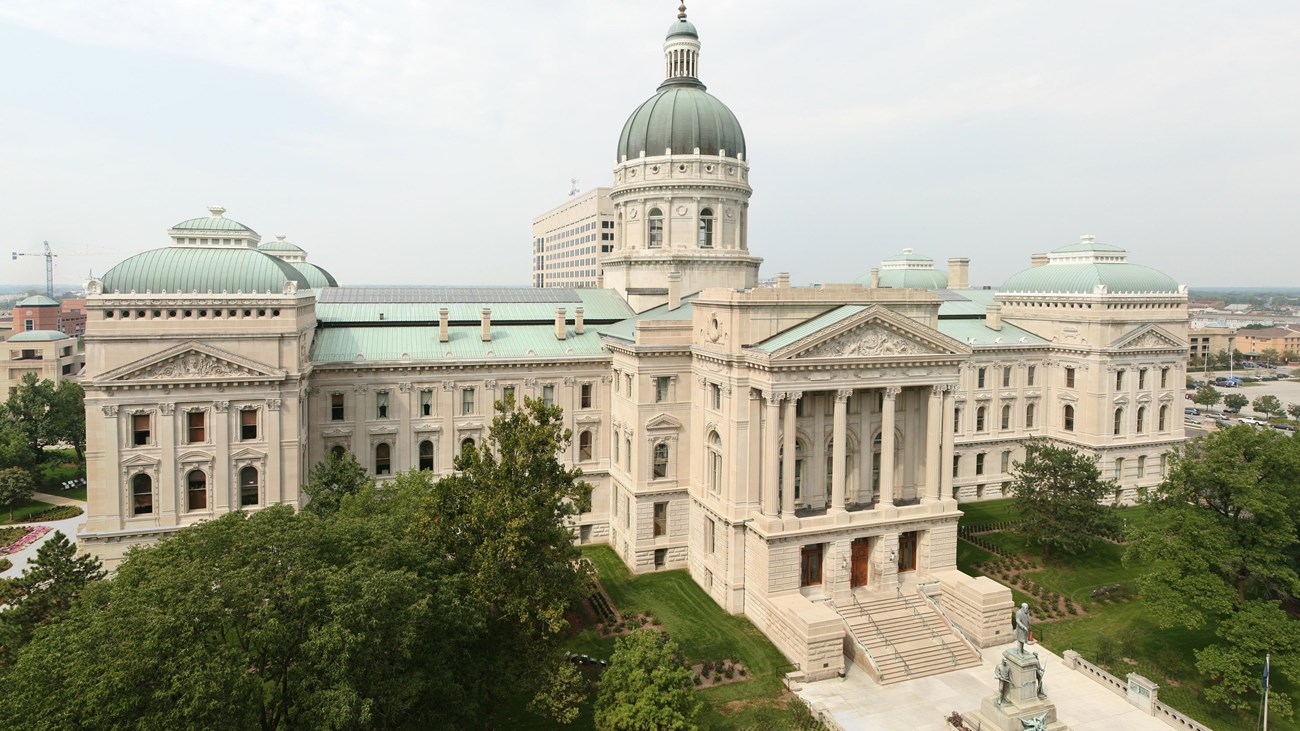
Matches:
[1015,603,1032,654]
[994,658,1012,706]
[1019,712,1049,730]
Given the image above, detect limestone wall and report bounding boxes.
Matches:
[931,569,1014,647]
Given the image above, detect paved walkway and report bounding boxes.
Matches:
[31,491,85,507]
[2,494,88,578]
[798,642,1175,731]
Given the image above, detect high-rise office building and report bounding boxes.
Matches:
[531,187,614,288]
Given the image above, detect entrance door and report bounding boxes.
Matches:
[898,531,918,572]
[851,539,871,588]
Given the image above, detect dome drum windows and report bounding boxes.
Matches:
[647,208,664,248]
[698,208,714,248]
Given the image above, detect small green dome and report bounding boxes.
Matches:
[7,330,69,342]
[617,83,745,161]
[1001,237,1179,295]
[876,269,949,289]
[16,295,59,307]
[170,206,256,235]
[258,239,305,254]
[667,18,697,38]
[102,247,309,294]
[291,262,338,289]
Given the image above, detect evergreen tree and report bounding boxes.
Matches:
[0,531,104,666]
[1009,439,1118,557]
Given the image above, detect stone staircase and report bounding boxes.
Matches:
[836,591,981,684]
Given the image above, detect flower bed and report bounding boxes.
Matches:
[1,525,51,556]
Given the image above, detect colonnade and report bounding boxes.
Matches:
[758,384,955,518]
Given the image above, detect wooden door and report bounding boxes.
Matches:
[851,539,870,588]
[898,531,918,572]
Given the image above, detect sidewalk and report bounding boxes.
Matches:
[31,491,86,507]
[2,494,88,578]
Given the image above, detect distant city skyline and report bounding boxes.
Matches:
[2,0,1298,287]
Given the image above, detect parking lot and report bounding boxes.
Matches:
[1185,368,1300,429]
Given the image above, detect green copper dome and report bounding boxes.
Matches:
[258,239,306,254]
[102,247,309,294]
[667,18,697,38]
[291,262,338,289]
[617,83,745,161]
[1001,237,1180,295]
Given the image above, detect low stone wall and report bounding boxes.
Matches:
[931,569,1014,647]
[1062,650,1213,731]
[746,591,844,682]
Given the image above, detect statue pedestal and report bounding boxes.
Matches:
[963,649,1068,731]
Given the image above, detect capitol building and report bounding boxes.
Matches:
[79,7,1189,684]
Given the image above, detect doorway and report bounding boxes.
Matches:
[898,531,918,573]
[851,538,871,588]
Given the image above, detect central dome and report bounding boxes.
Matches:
[616,83,746,162]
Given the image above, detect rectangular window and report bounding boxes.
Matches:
[542,384,555,406]
[420,389,433,417]
[462,388,475,415]
[132,413,151,446]
[1138,368,1147,390]
[1027,365,1036,386]
[653,502,668,537]
[376,391,389,419]
[502,385,516,407]
[331,393,345,421]
[1161,367,1170,389]
[1001,450,1011,473]
[655,376,670,403]
[1002,367,1011,388]
[187,411,206,444]
[953,408,961,433]
[975,453,985,476]
[711,383,721,410]
[952,455,960,478]
[705,518,716,554]
[977,367,986,389]
[1065,367,1076,389]
[654,548,667,569]
[580,383,593,409]
[1116,370,1125,390]
[800,544,824,587]
[239,409,258,440]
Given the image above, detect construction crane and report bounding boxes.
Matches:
[12,241,57,299]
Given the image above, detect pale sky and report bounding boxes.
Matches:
[2,1,1298,289]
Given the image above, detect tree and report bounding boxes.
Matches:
[595,629,702,731]
[1284,350,1298,364]
[0,531,105,666]
[301,450,371,517]
[1289,403,1300,421]
[0,414,36,473]
[46,381,86,462]
[1009,439,1119,557]
[3,374,55,455]
[0,467,35,521]
[1194,385,1223,412]
[1223,393,1248,413]
[1253,394,1284,420]
[1262,348,1281,366]
[1127,426,1300,715]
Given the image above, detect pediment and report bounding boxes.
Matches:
[1110,325,1185,351]
[99,341,284,384]
[645,413,684,431]
[120,453,159,468]
[768,305,970,361]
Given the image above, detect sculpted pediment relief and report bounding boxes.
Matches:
[796,324,930,358]
[768,305,970,361]
[1111,325,1184,351]
[101,342,284,384]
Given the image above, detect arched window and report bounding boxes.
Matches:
[653,442,669,479]
[375,443,391,475]
[613,437,620,465]
[132,473,153,516]
[707,432,723,492]
[579,430,593,461]
[1137,455,1147,477]
[418,440,434,471]
[1113,408,1124,436]
[186,469,207,511]
[647,208,664,248]
[1158,404,1168,431]
[330,445,346,461]
[976,406,986,432]
[1025,403,1036,429]
[1001,404,1012,430]
[239,466,259,507]
[1136,406,1146,433]
[698,208,714,248]
[1063,405,1075,432]
[461,437,475,452]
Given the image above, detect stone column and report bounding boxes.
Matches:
[830,389,850,513]
[941,386,955,501]
[878,387,898,507]
[213,401,230,511]
[762,391,780,516]
[781,392,800,518]
[157,404,176,524]
[266,398,283,505]
[925,386,942,503]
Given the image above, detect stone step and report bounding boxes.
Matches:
[837,593,982,686]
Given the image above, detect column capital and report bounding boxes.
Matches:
[932,384,945,396]
[762,389,782,403]
[883,386,901,399]
[835,388,852,403]
[785,390,804,401]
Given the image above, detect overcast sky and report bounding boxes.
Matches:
[2,0,1298,289]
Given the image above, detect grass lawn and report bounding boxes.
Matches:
[955,498,1019,526]
[51,485,87,502]
[498,545,813,730]
[0,498,56,525]
[957,501,1296,731]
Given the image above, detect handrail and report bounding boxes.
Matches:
[831,599,886,682]
[904,593,960,667]
[852,592,910,676]
[919,588,983,663]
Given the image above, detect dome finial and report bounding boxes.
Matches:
[678,2,687,20]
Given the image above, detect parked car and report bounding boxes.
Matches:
[1275,423,1297,432]
[1240,417,1265,426]
[1215,419,1232,429]
[1224,407,1241,415]
[1185,407,1200,416]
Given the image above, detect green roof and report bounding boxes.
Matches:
[937,288,998,316]
[1000,263,1180,295]
[292,262,338,289]
[1052,240,1124,253]
[618,84,745,161]
[316,288,632,324]
[171,216,254,233]
[311,325,609,363]
[751,306,864,353]
[884,250,933,263]
[936,319,1048,347]
[598,295,697,342]
[15,295,59,307]
[258,240,306,254]
[875,269,948,289]
[102,247,309,294]
[666,18,698,38]
[7,329,70,342]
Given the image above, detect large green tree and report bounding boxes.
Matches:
[1223,393,1249,413]
[0,531,104,665]
[1252,394,1284,420]
[1193,385,1223,412]
[301,449,372,518]
[594,629,702,731]
[1127,426,1300,716]
[0,416,36,475]
[1009,439,1118,557]
[46,381,86,462]
[0,467,35,521]
[4,374,56,455]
